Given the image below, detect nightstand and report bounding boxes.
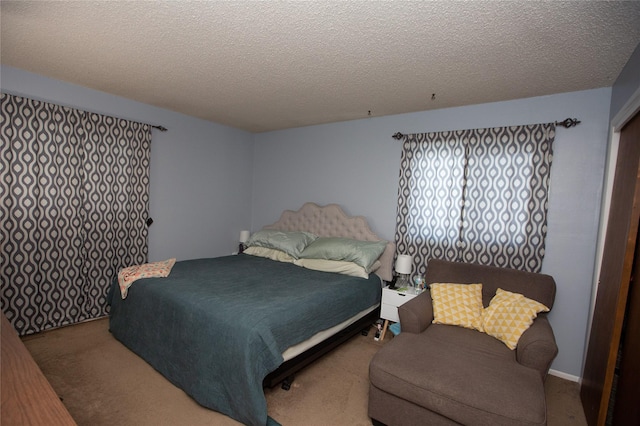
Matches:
[380,286,421,341]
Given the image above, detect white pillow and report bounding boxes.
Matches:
[243,246,295,263]
[294,258,381,278]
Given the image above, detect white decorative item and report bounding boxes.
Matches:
[239,230,250,253]
[395,254,413,288]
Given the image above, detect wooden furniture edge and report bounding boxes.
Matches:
[1,312,76,425]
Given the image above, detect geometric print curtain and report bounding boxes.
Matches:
[395,123,555,277]
[0,93,151,335]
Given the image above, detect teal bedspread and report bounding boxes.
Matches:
[108,255,382,426]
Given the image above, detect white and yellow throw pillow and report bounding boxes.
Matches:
[118,258,176,299]
[481,288,550,350]
[430,283,484,331]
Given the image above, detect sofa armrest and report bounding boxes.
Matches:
[398,290,434,334]
[516,315,558,378]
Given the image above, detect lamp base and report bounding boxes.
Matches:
[396,274,409,289]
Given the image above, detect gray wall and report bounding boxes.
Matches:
[1,63,614,378]
[0,65,255,262]
[610,42,640,121]
[253,88,612,378]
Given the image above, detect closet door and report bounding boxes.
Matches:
[612,230,640,424]
[580,111,640,426]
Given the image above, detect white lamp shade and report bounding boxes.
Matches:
[395,254,413,275]
[239,230,250,243]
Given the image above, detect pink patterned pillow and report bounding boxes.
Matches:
[118,258,176,299]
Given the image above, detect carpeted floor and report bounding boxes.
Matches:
[22,318,587,426]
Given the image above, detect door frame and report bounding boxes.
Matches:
[584,86,640,378]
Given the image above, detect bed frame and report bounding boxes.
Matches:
[263,202,394,282]
[261,202,395,389]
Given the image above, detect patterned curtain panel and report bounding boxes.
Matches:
[395,124,555,275]
[0,93,151,335]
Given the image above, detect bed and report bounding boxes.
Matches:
[107,203,394,426]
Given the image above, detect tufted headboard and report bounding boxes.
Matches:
[263,202,395,282]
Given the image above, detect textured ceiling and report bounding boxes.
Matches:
[2,1,640,133]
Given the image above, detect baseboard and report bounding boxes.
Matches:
[549,369,580,383]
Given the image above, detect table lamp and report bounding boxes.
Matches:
[239,230,250,253]
[394,254,413,289]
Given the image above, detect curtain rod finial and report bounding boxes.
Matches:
[392,132,404,140]
[555,118,580,128]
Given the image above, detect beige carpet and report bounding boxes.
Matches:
[22,318,587,426]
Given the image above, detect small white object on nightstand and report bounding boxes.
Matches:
[379,286,421,341]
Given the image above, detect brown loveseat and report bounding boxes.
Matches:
[369,259,558,426]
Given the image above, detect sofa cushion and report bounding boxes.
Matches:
[424,259,556,309]
[430,283,483,331]
[369,324,547,426]
[482,288,550,349]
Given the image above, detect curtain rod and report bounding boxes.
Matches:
[391,117,581,140]
[151,125,168,132]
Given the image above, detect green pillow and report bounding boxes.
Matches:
[298,237,387,271]
[246,230,318,259]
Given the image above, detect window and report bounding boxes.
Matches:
[395,124,555,274]
[1,93,151,334]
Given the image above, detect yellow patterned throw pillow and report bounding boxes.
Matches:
[430,283,484,331]
[482,288,550,350]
